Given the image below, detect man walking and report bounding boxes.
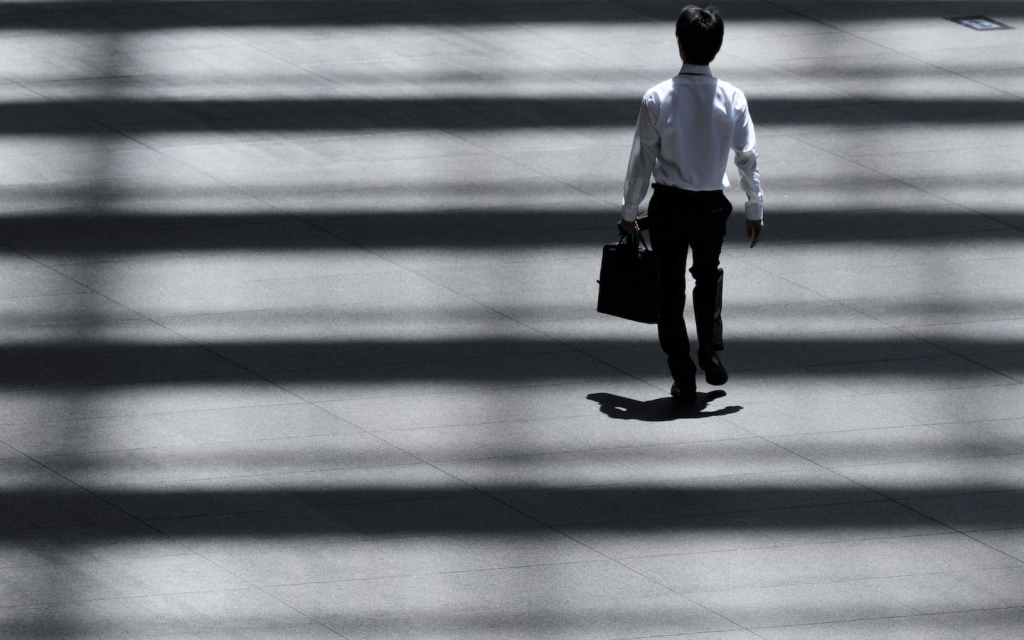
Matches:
[620,5,763,404]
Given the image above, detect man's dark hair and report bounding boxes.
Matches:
[675,5,724,65]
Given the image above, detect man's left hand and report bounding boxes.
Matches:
[619,219,636,235]
[746,219,764,248]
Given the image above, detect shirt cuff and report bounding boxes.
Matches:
[621,205,639,222]
[744,201,762,221]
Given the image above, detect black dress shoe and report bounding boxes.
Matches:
[671,382,697,404]
[698,352,728,386]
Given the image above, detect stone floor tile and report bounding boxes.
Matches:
[624,533,1017,594]
[0,555,248,607]
[860,566,1024,614]
[771,425,1000,468]
[146,506,360,556]
[200,529,603,586]
[0,401,352,456]
[677,468,885,515]
[753,615,969,640]
[313,593,736,640]
[316,375,637,432]
[687,580,917,628]
[435,448,658,491]
[39,432,417,489]
[265,560,676,615]
[0,489,134,530]
[970,527,1024,562]
[835,455,1024,499]
[562,500,948,560]
[376,412,751,463]
[39,588,325,639]
[722,392,919,436]
[491,484,708,527]
[315,493,544,539]
[901,491,1024,532]
[271,350,621,403]
[925,607,1024,640]
[2,346,248,388]
[0,266,90,298]
[739,499,951,547]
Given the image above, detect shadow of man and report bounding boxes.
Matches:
[587,390,741,421]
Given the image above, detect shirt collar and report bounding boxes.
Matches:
[678,63,712,76]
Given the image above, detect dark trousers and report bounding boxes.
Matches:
[647,184,732,388]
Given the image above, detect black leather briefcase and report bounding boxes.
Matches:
[596,226,658,324]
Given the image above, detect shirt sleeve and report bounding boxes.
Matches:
[732,94,763,221]
[621,93,660,222]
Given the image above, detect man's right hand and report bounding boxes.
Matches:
[619,219,636,235]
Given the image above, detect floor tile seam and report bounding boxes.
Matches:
[964,529,1024,562]
[249,557,637,592]
[308,374,629,401]
[881,489,1024,511]
[0,367,277,393]
[619,528,1003,562]
[863,487,1024,542]
[496,494,890,529]
[836,136,1024,159]
[67,459,458,489]
[606,524,974,557]
[0,399,314,430]
[747,433,934,526]
[822,294,1021,377]
[252,553,637,588]
[768,429,1020,453]
[794,350,1012,370]
[708,361,1009,387]
[759,118,993,222]
[251,345,582,375]
[304,386,612,407]
[603,530,966,562]
[0,547,198,571]
[841,571,1024,611]
[381,438,766,465]
[900,46,1024,104]
[904,314,1024,333]
[740,611,969,635]
[458,462,847,492]
[82,285,342,412]
[672,566,1008,601]
[413,432,767,461]
[800,448,1024,475]
[3,238,327,406]
[722,330,975,350]
[29,429,417,457]
[0,585,261,611]
[841,157,1024,183]
[0,343,255,363]
[861,316,1024,331]
[874,323,1024,386]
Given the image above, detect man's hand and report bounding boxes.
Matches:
[746,219,763,248]
[619,219,636,235]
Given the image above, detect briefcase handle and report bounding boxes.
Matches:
[618,222,651,253]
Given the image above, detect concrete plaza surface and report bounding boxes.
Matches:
[1,0,1023,637]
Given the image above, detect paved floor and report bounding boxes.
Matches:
[1,0,1023,638]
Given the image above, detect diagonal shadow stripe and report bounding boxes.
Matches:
[0,210,1019,252]
[0,337,1018,386]
[1,486,1021,538]
[2,0,1024,29]
[2,97,1022,134]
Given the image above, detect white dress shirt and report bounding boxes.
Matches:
[622,63,763,221]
